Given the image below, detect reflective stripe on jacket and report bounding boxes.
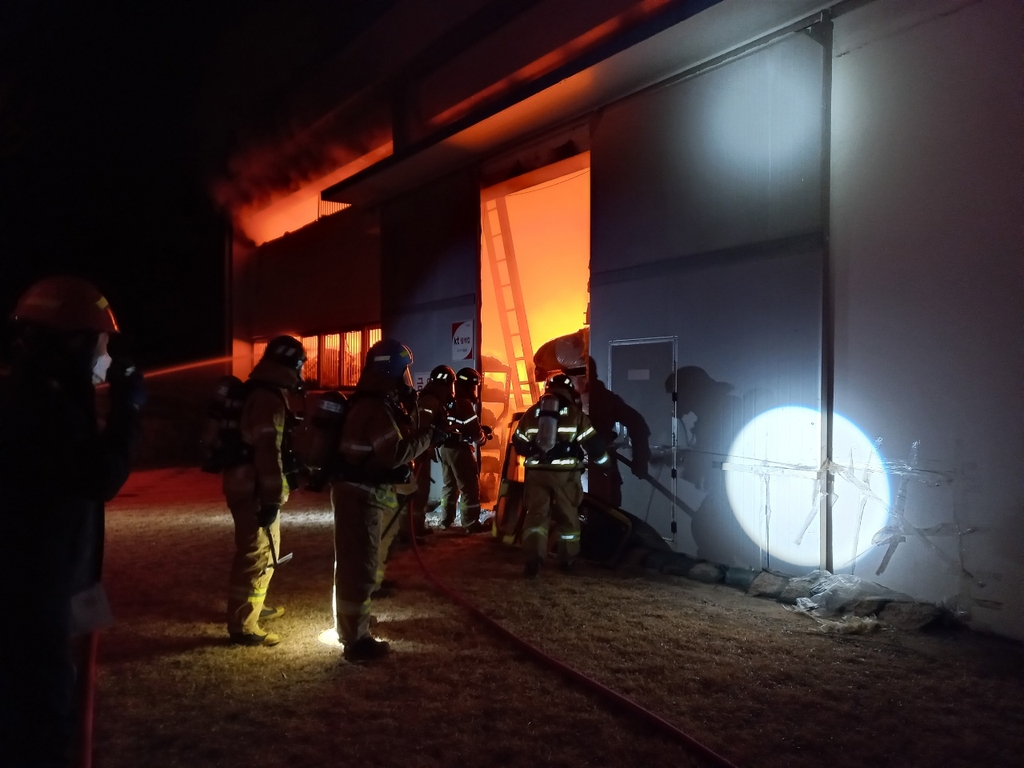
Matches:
[513,398,609,470]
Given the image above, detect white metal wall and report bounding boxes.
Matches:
[380,171,481,379]
[591,30,828,572]
[381,171,481,503]
[831,0,1024,639]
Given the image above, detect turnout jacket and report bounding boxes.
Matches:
[223,359,296,507]
[445,394,484,446]
[338,381,433,500]
[513,393,609,470]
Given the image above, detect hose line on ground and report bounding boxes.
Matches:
[408,517,741,768]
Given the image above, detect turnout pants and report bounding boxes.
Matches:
[226,495,281,635]
[332,482,391,645]
[375,502,404,589]
[521,468,583,565]
[439,443,480,527]
[410,452,434,533]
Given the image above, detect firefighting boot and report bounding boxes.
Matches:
[229,628,281,647]
[343,635,391,662]
[260,605,285,621]
[559,558,576,573]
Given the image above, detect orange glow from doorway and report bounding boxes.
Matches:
[480,163,590,401]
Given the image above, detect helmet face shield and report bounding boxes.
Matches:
[402,367,414,389]
[91,332,112,384]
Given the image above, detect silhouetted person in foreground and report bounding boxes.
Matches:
[1,276,144,768]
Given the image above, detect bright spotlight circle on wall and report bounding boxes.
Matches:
[725,406,890,568]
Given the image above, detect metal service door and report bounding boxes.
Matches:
[608,338,682,545]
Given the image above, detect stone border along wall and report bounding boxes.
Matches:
[636,549,953,632]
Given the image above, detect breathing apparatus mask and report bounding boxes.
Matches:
[91,333,112,384]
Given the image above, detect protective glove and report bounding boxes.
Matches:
[430,425,452,447]
[256,504,280,528]
[107,358,147,411]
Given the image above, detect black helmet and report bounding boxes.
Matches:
[364,338,414,379]
[456,367,480,386]
[545,373,575,393]
[429,365,456,384]
[263,335,306,374]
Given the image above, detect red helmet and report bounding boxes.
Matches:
[11,275,119,333]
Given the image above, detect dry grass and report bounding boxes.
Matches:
[95,469,1024,768]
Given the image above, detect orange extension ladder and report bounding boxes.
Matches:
[481,196,539,410]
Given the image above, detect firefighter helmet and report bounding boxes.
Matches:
[429,365,456,384]
[11,275,119,334]
[365,338,414,379]
[455,367,480,398]
[262,335,307,374]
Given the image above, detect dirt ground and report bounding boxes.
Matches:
[93,468,1023,768]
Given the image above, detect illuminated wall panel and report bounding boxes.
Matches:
[831,0,1023,638]
[590,31,826,572]
[381,171,479,372]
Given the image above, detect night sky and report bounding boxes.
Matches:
[0,1,267,370]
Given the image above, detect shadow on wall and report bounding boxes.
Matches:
[665,366,773,567]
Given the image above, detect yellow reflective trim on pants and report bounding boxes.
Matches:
[524,526,548,538]
[559,532,580,542]
[230,587,268,603]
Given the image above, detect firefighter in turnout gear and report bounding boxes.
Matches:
[439,367,486,532]
[223,335,305,646]
[512,373,609,578]
[410,365,455,535]
[1,276,144,767]
[331,339,434,662]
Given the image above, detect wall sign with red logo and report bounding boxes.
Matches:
[452,320,474,361]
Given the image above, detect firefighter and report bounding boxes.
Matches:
[410,365,456,534]
[223,335,305,646]
[369,373,426,598]
[583,356,651,508]
[512,373,609,578]
[331,338,434,661]
[0,275,145,767]
[438,367,487,532]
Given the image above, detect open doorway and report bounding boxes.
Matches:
[479,153,591,502]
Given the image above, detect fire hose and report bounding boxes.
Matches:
[407,513,741,768]
[76,631,100,768]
